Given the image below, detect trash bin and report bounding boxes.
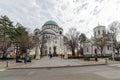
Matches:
[84,55,90,61]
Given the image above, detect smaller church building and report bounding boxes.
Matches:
[83,25,114,56]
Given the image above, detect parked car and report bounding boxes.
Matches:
[109,53,120,61]
[114,54,120,61]
[24,56,31,62]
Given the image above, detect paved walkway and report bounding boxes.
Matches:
[6,56,107,69]
[0,60,15,69]
[2,56,120,69]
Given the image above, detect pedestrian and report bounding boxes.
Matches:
[2,50,6,60]
[49,51,52,59]
[94,48,98,61]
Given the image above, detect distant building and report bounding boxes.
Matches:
[34,20,65,56]
[93,25,106,38]
[83,25,113,56]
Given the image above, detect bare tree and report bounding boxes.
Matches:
[109,21,120,54]
[92,32,108,56]
[39,35,47,56]
[32,32,47,58]
[79,33,87,55]
[65,28,80,56]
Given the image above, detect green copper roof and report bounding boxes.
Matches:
[44,20,58,26]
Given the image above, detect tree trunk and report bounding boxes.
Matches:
[117,48,119,54]
[118,49,119,54]
[101,48,103,56]
[101,51,103,56]
[72,49,75,56]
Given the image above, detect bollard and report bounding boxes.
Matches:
[105,58,108,64]
[6,61,8,67]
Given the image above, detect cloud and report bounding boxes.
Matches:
[0,0,120,37]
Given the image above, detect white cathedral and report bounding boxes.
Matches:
[33,20,65,57]
[32,20,115,59]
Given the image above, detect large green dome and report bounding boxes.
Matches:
[44,20,58,26]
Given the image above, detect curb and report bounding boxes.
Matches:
[7,63,107,70]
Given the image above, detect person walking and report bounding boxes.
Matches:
[94,48,98,61]
[48,51,52,59]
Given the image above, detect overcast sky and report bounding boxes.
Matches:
[0,0,120,37]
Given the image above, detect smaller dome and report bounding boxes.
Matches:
[43,29,56,35]
[34,28,40,31]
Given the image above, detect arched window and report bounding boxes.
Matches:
[60,31,62,35]
[47,25,48,28]
[87,47,89,52]
[35,32,38,35]
[55,40,57,44]
[98,30,100,35]
[94,31,96,36]
[44,26,46,29]
[103,30,105,34]
[46,35,48,38]
[51,25,53,28]
[48,35,50,38]
[107,45,110,50]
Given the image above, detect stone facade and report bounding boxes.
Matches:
[34,20,65,56]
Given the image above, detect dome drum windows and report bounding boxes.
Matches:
[48,35,50,38]
[47,25,49,28]
[46,35,48,38]
[54,25,56,29]
[51,25,53,29]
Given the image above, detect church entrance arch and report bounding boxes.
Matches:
[53,46,57,56]
[49,47,51,52]
[44,46,48,56]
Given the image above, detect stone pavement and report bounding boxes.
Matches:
[108,63,120,68]
[0,60,25,70]
[0,60,15,69]
[5,56,107,69]
[3,57,120,70]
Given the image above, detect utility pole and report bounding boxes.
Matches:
[112,33,115,61]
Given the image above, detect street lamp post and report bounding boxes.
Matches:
[16,42,20,63]
[112,32,116,61]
